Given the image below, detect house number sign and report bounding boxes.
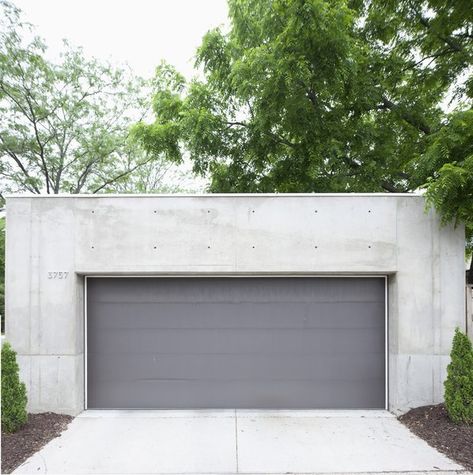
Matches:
[47,272,69,280]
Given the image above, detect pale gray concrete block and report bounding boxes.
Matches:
[21,354,83,415]
[391,354,456,413]
[5,199,32,355]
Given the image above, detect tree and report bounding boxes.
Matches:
[444,328,473,424]
[0,1,174,197]
[134,0,472,258]
[134,2,401,194]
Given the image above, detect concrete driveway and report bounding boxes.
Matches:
[14,410,465,475]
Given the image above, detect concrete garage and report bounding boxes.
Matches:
[5,194,466,415]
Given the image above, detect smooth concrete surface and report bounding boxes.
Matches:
[13,410,465,474]
[5,194,466,415]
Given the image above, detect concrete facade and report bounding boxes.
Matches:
[5,194,466,415]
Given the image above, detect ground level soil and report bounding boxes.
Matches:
[399,403,473,471]
[1,412,73,474]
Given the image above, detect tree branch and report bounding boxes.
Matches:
[92,155,156,194]
[225,121,298,148]
[22,89,53,192]
[0,136,41,193]
[418,16,464,53]
[379,96,432,134]
[73,157,101,193]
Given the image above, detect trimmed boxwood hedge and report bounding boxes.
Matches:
[1,342,28,432]
[444,328,473,424]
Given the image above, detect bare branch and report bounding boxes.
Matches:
[92,156,156,194]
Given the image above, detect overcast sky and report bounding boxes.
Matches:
[13,0,229,80]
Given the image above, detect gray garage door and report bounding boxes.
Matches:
[86,277,386,409]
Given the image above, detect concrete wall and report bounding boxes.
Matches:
[5,194,465,415]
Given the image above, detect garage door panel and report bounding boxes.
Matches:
[88,327,384,355]
[87,378,384,409]
[89,301,385,330]
[88,278,385,304]
[88,351,384,383]
[87,277,386,409]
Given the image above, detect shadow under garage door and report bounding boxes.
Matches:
[86,277,386,409]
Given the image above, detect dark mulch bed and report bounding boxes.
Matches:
[399,404,473,471]
[1,412,73,474]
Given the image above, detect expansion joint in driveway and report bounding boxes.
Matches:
[234,409,239,473]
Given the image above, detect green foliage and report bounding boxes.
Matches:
[362,0,473,104]
[138,0,395,192]
[1,342,28,432]
[444,328,473,424]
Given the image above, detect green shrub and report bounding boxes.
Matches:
[444,328,473,424]
[1,342,28,432]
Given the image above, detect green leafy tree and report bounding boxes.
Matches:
[1,341,28,432]
[134,2,404,193]
[444,328,473,424]
[135,0,470,191]
[0,1,174,197]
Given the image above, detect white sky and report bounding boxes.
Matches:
[12,0,229,80]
